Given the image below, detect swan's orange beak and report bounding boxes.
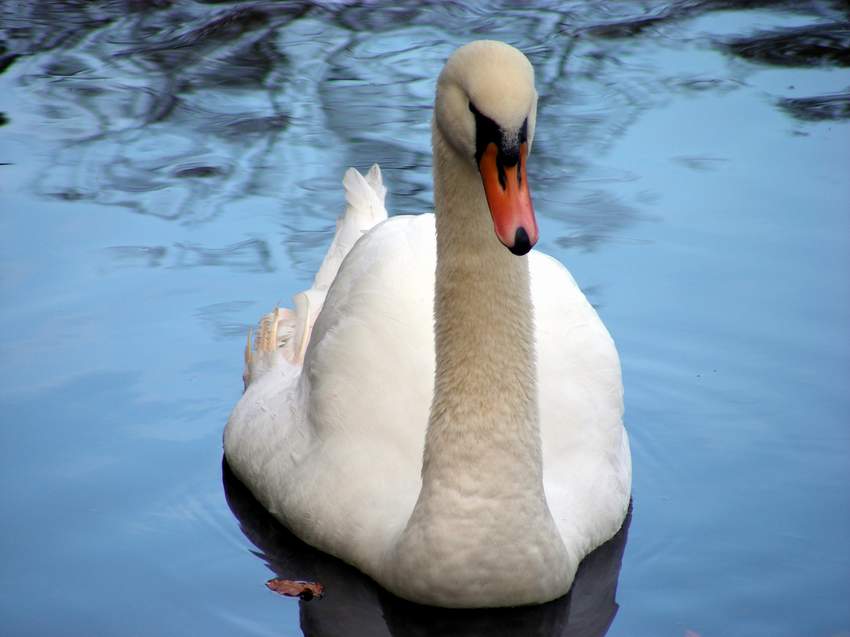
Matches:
[478,141,538,256]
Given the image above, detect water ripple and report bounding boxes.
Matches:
[780,88,850,120]
[724,21,850,67]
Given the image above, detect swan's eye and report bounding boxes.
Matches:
[468,101,474,113]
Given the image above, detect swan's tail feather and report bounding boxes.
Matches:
[243,306,290,389]
[313,164,387,290]
[243,165,388,389]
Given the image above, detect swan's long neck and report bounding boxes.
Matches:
[387,123,571,608]
[426,122,541,493]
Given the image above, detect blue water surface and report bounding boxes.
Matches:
[1,2,848,636]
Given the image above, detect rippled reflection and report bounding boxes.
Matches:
[7,0,845,266]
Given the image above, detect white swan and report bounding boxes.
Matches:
[224,40,631,609]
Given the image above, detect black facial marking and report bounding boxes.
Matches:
[470,101,529,191]
[500,118,528,169]
[469,101,501,165]
[517,149,522,188]
[517,119,528,188]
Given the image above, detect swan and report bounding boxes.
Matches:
[224,40,631,609]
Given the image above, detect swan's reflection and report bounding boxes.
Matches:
[223,459,631,637]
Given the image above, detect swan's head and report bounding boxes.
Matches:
[435,40,539,255]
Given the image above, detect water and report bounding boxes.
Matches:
[1,1,848,635]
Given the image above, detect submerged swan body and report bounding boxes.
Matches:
[224,40,631,608]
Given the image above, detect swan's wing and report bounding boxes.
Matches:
[226,164,399,551]
[227,181,437,577]
[284,214,436,570]
[242,165,389,387]
[313,165,388,291]
[531,252,631,556]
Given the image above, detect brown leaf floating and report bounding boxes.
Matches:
[265,578,324,601]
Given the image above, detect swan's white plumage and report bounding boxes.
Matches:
[225,40,630,608]
[226,196,629,604]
